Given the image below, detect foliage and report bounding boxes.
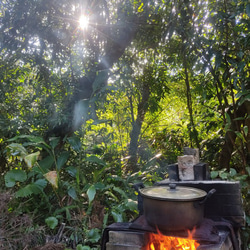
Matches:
[2,133,146,248]
[0,0,250,248]
[0,192,44,249]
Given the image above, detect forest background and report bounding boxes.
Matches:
[0,0,250,249]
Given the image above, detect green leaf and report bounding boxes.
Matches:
[126,200,138,211]
[7,143,27,157]
[246,3,250,18]
[87,228,101,243]
[243,126,248,137]
[76,245,90,250]
[246,167,250,175]
[8,135,44,143]
[38,155,54,171]
[237,61,245,72]
[56,151,70,170]
[85,155,106,166]
[235,131,244,141]
[68,187,78,200]
[87,185,96,203]
[15,179,46,198]
[225,112,231,124]
[219,171,228,180]
[66,166,77,177]
[210,171,218,179]
[91,119,111,125]
[113,186,128,199]
[35,178,47,188]
[111,211,123,222]
[92,70,109,92]
[215,52,222,69]
[229,168,237,177]
[94,182,106,190]
[5,169,27,187]
[45,216,58,229]
[24,151,40,168]
[49,137,60,149]
[67,137,81,152]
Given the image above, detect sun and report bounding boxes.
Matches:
[78,15,89,30]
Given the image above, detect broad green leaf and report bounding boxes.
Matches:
[35,178,47,188]
[38,155,54,171]
[68,187,78,200]
[7,143,27,157]
[66,166,77,177]
[76,245,90,250]
[113,186,128,199]
[93,165,108,182]
[67,137,81,152]
[235,131,244,141]
[85,155,106,166]
[111,211,123,222]
[210,171,218,179]
[24,151,40,168]
[56,151,69,170]
[238,94,250,106]
[15,181,45,198]
[229,168,237,177]
[219,172,228,180]
[49,137,60,149]
[94,182,105,190]
[45,216,58,229]
[8,135,45,143]
[5,169,27,187]
[87,228,101,243]
[87,185,96,203]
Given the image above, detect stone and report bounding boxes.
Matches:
[178,155,195,180]
[183,147,199,164]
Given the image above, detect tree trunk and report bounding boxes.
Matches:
[126,84,150,172]
[183,53,200,149]
[219,100,250,170]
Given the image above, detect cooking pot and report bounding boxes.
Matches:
[139,183,216,231]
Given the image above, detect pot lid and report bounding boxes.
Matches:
[139,184,207,201]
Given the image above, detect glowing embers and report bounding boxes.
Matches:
[145,229,200,250]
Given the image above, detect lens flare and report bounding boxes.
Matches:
[79,15,89,30]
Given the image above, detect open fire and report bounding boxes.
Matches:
[145,229,200,250]
[102,180,243,250]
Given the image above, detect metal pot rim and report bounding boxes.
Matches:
[139,185,207,201]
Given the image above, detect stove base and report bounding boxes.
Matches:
[105,229,233,250]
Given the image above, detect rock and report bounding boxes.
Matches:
[178,155,195,180]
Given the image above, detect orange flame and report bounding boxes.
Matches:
[145,229,200,250]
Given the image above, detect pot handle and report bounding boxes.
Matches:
[132,182,145,192]
[199,188,216,205]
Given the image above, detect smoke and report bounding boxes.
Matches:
[72,99,89,130]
